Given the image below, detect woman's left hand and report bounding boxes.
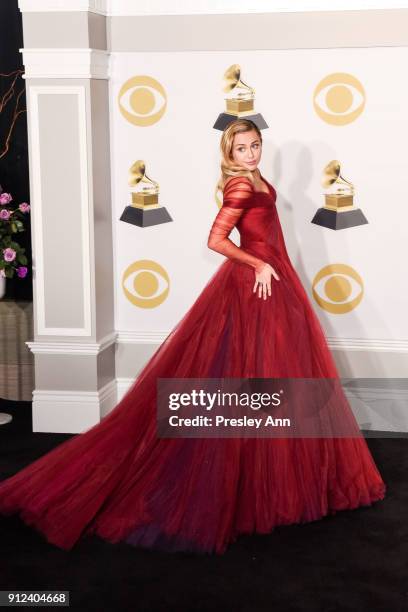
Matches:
[253,263,280,300]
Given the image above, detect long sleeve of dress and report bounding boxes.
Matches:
[207,177,266,273]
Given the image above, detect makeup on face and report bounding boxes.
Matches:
[232,132,262,169]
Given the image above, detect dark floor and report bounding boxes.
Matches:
[0,397,407,612]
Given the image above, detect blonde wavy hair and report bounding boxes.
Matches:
[217,119,263,192]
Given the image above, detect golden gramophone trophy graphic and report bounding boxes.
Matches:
[119,161,173,228]
[311,161,368,230]
[213,64,268,131]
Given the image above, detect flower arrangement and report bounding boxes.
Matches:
[0,185,30,279]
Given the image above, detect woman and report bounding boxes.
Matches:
[0,119,386,555]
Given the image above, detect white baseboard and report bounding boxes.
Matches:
[116,377,134,400]
[115,330,408,351]
[344,386,408,433]
[32,379,117,433]
[29,377,408,435]
[117,377,408,434]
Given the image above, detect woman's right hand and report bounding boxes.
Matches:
[253,263,280,300]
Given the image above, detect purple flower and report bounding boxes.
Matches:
[0,193,12,205]
[3,247,16,262]
[19,202,30,213]
[0,209,11,220]
[17,266,28,278]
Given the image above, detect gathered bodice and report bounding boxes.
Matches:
[207,175,291,272]
[236,182,278,248]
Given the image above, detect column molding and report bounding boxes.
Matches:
[32,379,118,433]
[19,2,117,432]
[20,49,109,80]
[29,85,93,337]
[26,331,117,355]
[19,0,108,15]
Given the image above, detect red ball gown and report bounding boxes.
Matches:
[0,175,386,554]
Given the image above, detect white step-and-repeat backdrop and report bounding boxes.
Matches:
[109,48,408,348]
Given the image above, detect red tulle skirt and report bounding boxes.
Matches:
[0,255,386,554]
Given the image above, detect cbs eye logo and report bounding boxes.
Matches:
[122,260,170,308]
[313,73,365,125]
[118,75,167,126]
[312,263,363,314]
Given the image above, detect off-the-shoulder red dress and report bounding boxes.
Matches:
[0,175,386,554]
